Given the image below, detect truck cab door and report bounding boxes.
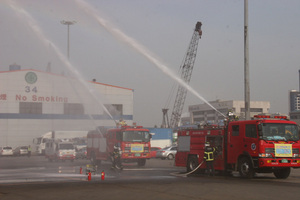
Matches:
[227,123,243,164]
[243,124,259,158]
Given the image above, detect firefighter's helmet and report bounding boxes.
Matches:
[114,143,120,150]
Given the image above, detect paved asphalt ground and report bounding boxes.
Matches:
[1,156,300,200]
[1,175,300,200]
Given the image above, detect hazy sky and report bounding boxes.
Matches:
[1,0,300,127]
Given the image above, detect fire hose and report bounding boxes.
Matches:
[170,161,204,177]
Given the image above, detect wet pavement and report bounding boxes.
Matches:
[0,156,182,184]
[1,156,300,200]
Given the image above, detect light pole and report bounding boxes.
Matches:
[61,20,76,60]
[244,0,250,120]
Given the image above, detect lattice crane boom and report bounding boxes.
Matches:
[169,21,202,128]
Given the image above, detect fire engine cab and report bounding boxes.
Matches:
[87,125,151,166]
[175,115,300,179]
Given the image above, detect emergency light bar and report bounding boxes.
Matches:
[121,126,131,129]
[121,125,143,129]
[253,115,288,120]
[254,115,270,118]
[273,116,288,119]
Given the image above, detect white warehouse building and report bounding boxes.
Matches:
[0,68,134,147]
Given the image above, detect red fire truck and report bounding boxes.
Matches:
[87,125,151,166]
[175,115,300,179]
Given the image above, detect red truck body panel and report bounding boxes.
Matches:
[87,126,151,165]
[175,116,300,178]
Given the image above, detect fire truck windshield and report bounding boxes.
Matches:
[261,123,299,141]
[122,131,150,142]
[59,143,74,150]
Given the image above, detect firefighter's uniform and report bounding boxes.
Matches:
[119,120,127,126]
[204,142,216,176]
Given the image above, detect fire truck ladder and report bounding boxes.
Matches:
[164,21,202,128]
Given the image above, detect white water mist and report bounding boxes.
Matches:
[7,0,117,126]
[75,0,225,118]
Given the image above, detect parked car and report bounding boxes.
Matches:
[76,147,87,159]
[150,147,161,158]
[156,146,177,160]
[13,146,28,156]
[0,146,13,156]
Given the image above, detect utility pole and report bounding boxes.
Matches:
[61,20,76,60]
[244,0,250,120]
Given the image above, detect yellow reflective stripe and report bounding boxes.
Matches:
[205,152,214,161]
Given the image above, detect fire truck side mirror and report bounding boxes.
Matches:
[150,133,154,139]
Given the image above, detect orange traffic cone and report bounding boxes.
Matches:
[88,172,91,181]
[101,170,105,180]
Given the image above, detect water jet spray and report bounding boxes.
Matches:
[7,0,119,128]
[75,0,226,119]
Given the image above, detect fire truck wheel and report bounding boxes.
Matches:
[238,157,254,179]
[273,168,290,179]
[187,155,198,172]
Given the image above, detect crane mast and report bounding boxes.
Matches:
[169,21,202,128]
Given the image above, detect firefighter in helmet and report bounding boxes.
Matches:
[119,118,127,126]
[227,109,239,122]
[204,141,216,176]
[285,129,297,140]
[112,143,123,170]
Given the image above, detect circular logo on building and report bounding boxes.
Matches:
[25,72,37,84]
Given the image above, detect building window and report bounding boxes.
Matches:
[207,116,215,121]
[241,108,263,112]
[245,124,257,138]
[207,110,215,114]
[218,108,231,114]
[194,117,205,122]
[64,103,84,115]
[104,104,123,116]
[19,102,42,114]
[193,111,204,115]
